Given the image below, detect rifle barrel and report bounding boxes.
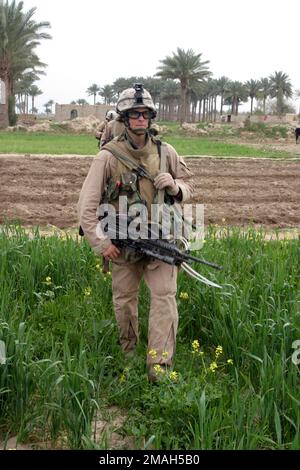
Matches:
[182,253,222,270]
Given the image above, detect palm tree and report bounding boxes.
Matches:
[224,81,248,115]
[99,85,115,104]
[216,76,230,117]
[86,83,100,105]
[77,99,88,106]
[28,85,42,114]
[47,99,54,113]
[160,80,180,120]
[43,102,51,116]
[15,71,41,113]
[245,79,260,114]
[156,47,210,123]
[142,77,163,106]
[0,0,51,126]
[269,71,293,116]
[259,78,271,115]
[113,77,133,97]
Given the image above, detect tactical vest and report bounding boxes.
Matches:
[102,135,163,216]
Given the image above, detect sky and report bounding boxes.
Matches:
[20,0,300,113]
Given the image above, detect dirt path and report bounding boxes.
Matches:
[1,154,300,229]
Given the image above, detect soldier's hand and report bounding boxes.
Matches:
[103,244,121,261]
[154,172,179,196]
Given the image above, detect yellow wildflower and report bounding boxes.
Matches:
[192,339,200,353]
[227,359,234,365]
[215,345,223,358]
[162,351,169,359]
[119,367,129,383]
[179,292,189,300]
[95,263,101,270]
[45,276,52,285]
[84,287,92,297]
[209,361,218,373]
[153,364,165,375]
[148,349,157,359]
[169,371,178,381]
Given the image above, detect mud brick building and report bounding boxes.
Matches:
[55,103,114,122]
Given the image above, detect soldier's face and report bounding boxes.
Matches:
[127,107,149,131]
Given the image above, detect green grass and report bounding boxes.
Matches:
[0,130,293,158]
[0,132,98,155]
[0,224,299,449]
[163,136,291,158]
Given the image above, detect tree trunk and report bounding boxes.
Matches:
[202,98,206,122]
[263,96,266,115]
[214,95,217,122]
[180,81,187,124]
[220,93,224,116]
[277,89,283,116]
[198,99,202,121]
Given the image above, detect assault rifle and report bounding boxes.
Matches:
[101,214,223,288]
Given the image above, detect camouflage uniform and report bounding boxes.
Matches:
[78,86,194,380]
[95,110,117,147]
[95,119,106,141]
[100,118,125,147]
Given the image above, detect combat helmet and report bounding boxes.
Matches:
[106,109,118,121]
[116,83,156,117]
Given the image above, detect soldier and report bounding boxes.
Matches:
[100,116,125,147]
[78,84,193,382]
[95,109,117,148]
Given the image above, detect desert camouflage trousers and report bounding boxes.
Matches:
[111,259,178,366]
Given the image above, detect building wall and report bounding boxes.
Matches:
[55,103,115,122]
[221,113,299,124]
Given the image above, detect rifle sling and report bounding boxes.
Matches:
[103,141,157,182]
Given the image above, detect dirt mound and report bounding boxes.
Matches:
[56,115,101,134]
[7,116,102,134]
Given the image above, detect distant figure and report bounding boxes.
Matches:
[95,110,117,148]
[295,127,300,144]
[100,117,125,147]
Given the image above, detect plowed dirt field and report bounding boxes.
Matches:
[1,154,300,229]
